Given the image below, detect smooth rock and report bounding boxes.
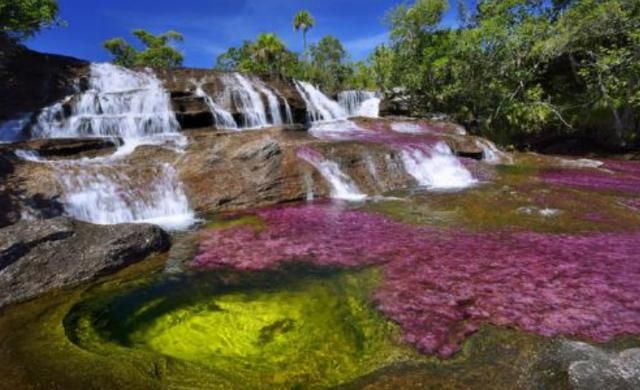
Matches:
[0,218,170,308]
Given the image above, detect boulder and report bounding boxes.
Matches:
[0,218,170,308]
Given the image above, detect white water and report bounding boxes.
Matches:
[401,142,477,190]
[252,78,285,126]
[218,73,269,128]
[298,149,366,201]
[283,96,294,124]
[474,138,510,164]
[308,119,366,139]
[32,63,180,142]
[193,83,238,129]
[390,122,424,134]
[24,63,195,230]
[59,162,194,230]
[338,90,381,118]
[294,81,347,122]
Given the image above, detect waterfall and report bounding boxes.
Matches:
[283,96,294,124]
[23,63,195,230]
[298,147,366,201]
[294,81,347,122]
[32,63,180,140]
[401,142,477,190]
[193,84,238,130]
[58,161,194,230]
[252,78,284,126]
[474,138,511,164]
[337,90,381,118]
[218,73,268,128]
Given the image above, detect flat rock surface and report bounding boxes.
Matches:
[0,217,170,308]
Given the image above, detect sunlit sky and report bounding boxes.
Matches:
[27,0,473,68]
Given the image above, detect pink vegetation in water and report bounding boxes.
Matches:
[193,204,640,357]
[541,160,640,193]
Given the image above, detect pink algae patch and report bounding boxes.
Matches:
[541,160,640,193]
[193,204,640,357]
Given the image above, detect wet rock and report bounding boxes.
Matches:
[379,89,411,117]
[153,68,309,127]
[0,218,170,308]
[0,36,88,128]
[171,95,214,129]
[2,138,119,159]
[544,341,640,390]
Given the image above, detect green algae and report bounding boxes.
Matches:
[2,252,639,389]
[366,158,640,234]
[201,214,265,231]
[59,266,423,389]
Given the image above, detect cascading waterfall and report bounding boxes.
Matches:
[193,83,238,129]
[218,73,268,128]
[338,91,381,118]
[23,63,195,230]
[294,81,347,122]
[401,142,477,190]
[59,161,194,230]
[298,147,366,201]
[32,63,180,140]
[199,74,291,129]
[282,94,294,124]
[252,78,285,126]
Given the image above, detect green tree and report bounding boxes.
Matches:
[369,45,395,92]
[380,0,640,147]
[293,10,315,60]
[347,61,376,90]
[309,35,350,93]
[103,29,184,68]
[215,33,301,79]
[0,0,60,40]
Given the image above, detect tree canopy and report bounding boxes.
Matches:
[103,29,184,68]
[372,0,640,147]
[0,0,60,40]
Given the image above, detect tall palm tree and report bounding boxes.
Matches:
[293,10,315,61]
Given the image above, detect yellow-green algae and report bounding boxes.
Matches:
[1,250,639,389]
[64,266,421,388]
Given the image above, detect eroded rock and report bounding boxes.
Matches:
[0,218,170,307]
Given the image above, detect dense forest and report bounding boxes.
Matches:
[2,0,639,148]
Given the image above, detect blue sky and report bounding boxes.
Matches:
[27,0,468,68]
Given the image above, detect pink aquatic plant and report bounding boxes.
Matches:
[541,160,640,193]
[193,204,640,357]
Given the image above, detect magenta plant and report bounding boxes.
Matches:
[194,204,640,357]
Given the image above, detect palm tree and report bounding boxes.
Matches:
[293,10,315,60]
